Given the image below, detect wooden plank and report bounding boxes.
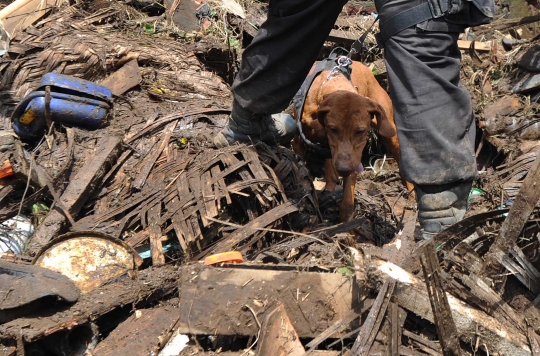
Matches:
[256,303,305,356]
[99,59,142,96]
[421,242,462,356]
[327,29,361,45]
[457,40,491,51]
[389,302,400,356]
[305,312,361,351]
[350,279,395,356]
[176,265,359,338]
[402,330,442,356]
[27,136,123,255]
[0,0,59,37]
[93,307,179,356]
[528,327,540,356]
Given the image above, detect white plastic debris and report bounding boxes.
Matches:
[158,333,189,356]
[0,20,10,57]
[0,215,34,254]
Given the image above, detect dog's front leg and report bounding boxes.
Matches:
[340,173,357,222]
[324,159,338,192]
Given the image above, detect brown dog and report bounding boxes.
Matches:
[293,60,411,222]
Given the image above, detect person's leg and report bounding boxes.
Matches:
[214,0,347,147]
[383,27,476,239]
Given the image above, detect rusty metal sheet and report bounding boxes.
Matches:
[33,231,140,293]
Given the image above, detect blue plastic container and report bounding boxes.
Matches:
[12,73,113,140]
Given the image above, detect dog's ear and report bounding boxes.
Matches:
[317,94,336,127]
[367,99,396,138]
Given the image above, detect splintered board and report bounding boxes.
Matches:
[176,264,362,338]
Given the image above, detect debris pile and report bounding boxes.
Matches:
[1,0,540,355]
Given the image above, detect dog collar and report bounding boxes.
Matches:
[296,119,332,159]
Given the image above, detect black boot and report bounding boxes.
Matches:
[416,181,473,240]
[214,100,297,148]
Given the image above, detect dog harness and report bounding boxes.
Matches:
[292,50,354,159]
[375,0,495,47]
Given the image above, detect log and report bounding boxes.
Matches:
[176,264,361,338]
[367,258,532,356]
[0,266,179,343]
[26,136,123,255]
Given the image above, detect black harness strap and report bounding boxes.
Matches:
[375,0,447,47]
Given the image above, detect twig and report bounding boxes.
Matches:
[17,155,33,217]
[204,215,329,245]
[242,304,261,356]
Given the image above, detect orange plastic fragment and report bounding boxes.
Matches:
[0,160,13,179]
[204,251,243,265]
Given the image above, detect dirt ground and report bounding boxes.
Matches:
[1,0,540,355]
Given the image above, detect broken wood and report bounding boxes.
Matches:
[388,302,401,356]
[99,59,142,96]
[305,297,378,354]
[403,330,442,356]
[367,258,532,356]
[457,40,491,52]
[350,278,396,356]
[176,264,359,338]
[92,307,180,356]
[256,303,304,356]
[481,150,540,286]
[528,327,540,356]
[26,136,123,255]
[0,0,59,37]
[0,265,179,343]
[421,242,462,356]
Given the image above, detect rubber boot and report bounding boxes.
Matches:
[214,100,297,148]
[416,181,473,240]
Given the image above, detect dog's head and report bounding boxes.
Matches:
[317,91,396,177]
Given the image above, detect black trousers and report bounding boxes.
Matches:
[232,0,477,186]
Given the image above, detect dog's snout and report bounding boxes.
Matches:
[335,153,354,176]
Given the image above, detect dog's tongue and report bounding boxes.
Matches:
[355,163,364,175]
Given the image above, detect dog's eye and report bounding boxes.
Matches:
[355,129,366,136]
[328,127,339,134]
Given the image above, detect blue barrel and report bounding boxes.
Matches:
[12,73,113,140]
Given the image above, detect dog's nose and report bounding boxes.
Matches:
[335,161,353,177]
